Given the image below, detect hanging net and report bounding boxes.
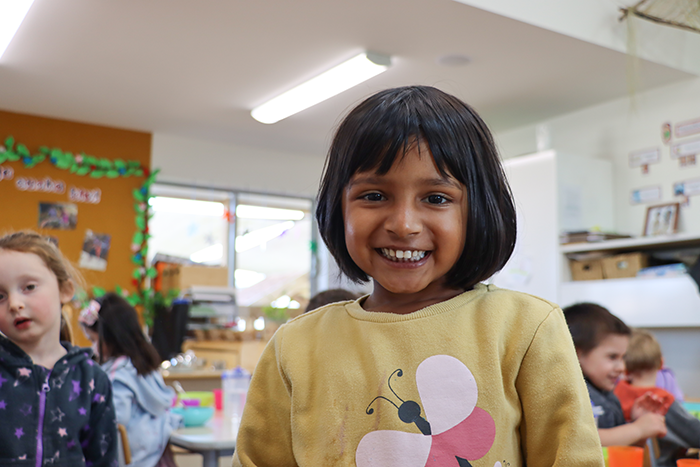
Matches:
[621,0,700,34]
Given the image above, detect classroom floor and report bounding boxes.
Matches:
[174,452,232,467]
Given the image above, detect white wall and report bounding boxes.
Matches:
[151,133,325,198]
[494,78,700,397]
[495,77,700,237]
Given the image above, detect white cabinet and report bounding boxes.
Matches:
[493,151,700,327]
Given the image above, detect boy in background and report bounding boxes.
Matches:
[563,303,667,446]
[615,329,700,467]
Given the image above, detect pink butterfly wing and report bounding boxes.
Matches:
[425,407,496,465]
[416,355,478,435]
[356,430,432,467]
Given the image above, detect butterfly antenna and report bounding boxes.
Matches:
[366,396,399,415]
[387,368,405,403]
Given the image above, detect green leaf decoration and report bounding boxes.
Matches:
[114,159,126,169]
[115,284,123,295]
[34,154,45,163]
[5,136,14,149]
[133,232,144,245]
[134,169,144,177]
[55,158,72,169]
[84,155,98,166]
[39,146,50,154]
[132,268,143,279]
[90,170,105,178]
[7,152,20,161]
[75,166,91,176]
[106,169,119,178]
[127,294,142,306]
[17,144,29,157]
[135,215,146,230]
[146,267,157,278]
[51,148,63,159]
[0,154,7,164]
[70,164,79,174]
[92,286,106,298]
[132,188,145,202]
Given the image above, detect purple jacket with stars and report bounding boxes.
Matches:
[0,335,118,467]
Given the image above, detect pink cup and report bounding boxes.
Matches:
[212,388,223,411]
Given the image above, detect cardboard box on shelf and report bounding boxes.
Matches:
[570,258,605,281]
[601,253,648,279]
[161,265,229,292]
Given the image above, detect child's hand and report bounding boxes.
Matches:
[630,392,669,420]
[633,412,667,439]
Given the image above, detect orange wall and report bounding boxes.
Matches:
[0,109,151,345]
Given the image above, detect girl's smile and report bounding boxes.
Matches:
[342,143,468,314]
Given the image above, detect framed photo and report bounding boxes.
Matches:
[643,203,679,236]
[38,202,78,230]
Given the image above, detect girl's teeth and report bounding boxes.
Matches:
[380,248,426,262]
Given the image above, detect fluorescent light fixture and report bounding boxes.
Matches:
[0,0,34,60]
[236,204,305,221]
[149,196,225,217]
[234,269,266,289]
[190,243,224,263]
[235,221,295,252]
[251,52,392,124]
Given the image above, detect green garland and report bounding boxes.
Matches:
[0,135,165,327]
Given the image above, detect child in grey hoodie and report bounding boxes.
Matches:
[80,293,181,467]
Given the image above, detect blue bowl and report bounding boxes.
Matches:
[172,406,214,427]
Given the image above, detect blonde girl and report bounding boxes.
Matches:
[0,231,117,466]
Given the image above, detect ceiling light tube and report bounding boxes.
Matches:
[251,52,392,124]
[0,0,35,60]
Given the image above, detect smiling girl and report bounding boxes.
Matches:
[0,231,117,466]
[232,86,603,467]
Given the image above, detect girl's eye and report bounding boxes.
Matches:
[426,194,449,205]
[25,284,36,291]
[362,193,385,202]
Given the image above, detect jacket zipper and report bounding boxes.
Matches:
[36,370,52,467]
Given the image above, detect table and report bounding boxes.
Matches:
[170,412,237,467]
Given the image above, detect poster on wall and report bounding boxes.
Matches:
[38,202,77,230]
[630,186,661,205]
[79,230,111,271]
[675,118,700,138]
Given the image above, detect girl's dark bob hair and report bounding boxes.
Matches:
[316,85,517,290]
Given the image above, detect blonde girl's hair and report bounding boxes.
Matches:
[0,230,84,295]
[624,329,663,374]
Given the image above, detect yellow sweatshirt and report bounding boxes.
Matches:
[233,284,603,467]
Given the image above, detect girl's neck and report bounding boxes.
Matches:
[18,338,67,370]
[363,280,466,314]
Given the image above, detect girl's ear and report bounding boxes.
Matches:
[59,279,76,305]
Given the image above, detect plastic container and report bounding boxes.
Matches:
[607,446,643,467]
[176,391,214,408]
[677,460,700,466]
[222,366,251,425]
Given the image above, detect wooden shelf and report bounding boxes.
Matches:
[560,232,700,255]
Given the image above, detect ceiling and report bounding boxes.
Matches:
[0,0,695,158]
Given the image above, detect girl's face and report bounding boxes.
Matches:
[342,144,468,312]
[0,249,74,350]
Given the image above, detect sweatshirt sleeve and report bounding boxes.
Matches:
[232,328,297,467]
[82,369,118,467]
[516,308,605,467]
[665,400,700,448]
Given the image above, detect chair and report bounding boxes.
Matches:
[643,437,660,467]
[117,424,132,466]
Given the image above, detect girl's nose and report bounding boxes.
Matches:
[385,202,422,237]
[9,293,24,312]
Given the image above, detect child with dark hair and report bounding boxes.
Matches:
[233,86,603,466]
[0,231,117,466]
[305,288,360,313]
[79,292,181,467]
[564,302,667,447]
[615,329,700,466]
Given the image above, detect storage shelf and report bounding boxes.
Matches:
[560,232,700,255]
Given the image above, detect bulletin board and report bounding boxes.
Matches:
[0,109,154,344]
